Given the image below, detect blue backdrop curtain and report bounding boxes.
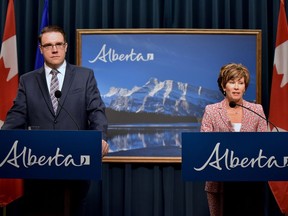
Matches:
[0,0,285,215]
[0,0,286,113]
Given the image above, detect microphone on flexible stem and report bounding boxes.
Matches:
[54,90,80,130]
[229,101,279,132]
[54,90,62,100]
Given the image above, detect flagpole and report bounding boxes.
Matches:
[2,206,6,216]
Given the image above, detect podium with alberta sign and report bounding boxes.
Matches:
[182,132,288,181]
[0,130,102,180]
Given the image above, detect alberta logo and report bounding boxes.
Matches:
[194,142,288,171]
[89,44,154,63]
[0,140,90,168]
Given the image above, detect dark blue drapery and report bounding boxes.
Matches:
[0,0,285,215]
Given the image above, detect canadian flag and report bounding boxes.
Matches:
[0,0,23,207]
[268,0,288,214]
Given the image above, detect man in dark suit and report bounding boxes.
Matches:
[1,25,109,216]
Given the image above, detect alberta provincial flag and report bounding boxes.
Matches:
[34,0,49,69]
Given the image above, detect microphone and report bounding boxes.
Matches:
[54,90,80,130]
[55,90,62,99]
[228,101,237,108]
[229,101,279,132]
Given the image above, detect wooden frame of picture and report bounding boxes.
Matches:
[76,29,262,163]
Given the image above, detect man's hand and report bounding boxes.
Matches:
[102,139,109,156]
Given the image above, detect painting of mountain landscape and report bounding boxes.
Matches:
[77,29,260,159]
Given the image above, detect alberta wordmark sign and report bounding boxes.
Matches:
[0,130,102,180]
[182,132,288,181]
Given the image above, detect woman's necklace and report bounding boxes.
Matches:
[228,109,241,115]
[227,106,242,115]
[233,108,240,114]
[226,100,242,115]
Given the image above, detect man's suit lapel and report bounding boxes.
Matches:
[35,67,55,115]
[58,64,75,112]
[35,65,76,116]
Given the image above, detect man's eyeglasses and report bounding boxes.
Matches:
[41,42,67,50]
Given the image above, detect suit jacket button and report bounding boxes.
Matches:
[54,120,57,124]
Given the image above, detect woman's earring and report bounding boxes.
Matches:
[224,91,226,95]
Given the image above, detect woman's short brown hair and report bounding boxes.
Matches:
[217,63,250,95]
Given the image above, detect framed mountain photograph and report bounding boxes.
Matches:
[76,29,262,163]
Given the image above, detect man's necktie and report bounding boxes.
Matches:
[50,69,59,113]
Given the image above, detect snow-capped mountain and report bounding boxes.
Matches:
[102,77,222,118]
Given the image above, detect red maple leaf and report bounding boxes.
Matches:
[0,57,18,121]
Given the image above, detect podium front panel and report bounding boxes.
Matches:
[182,132,288,181]
[0,130,102,180]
